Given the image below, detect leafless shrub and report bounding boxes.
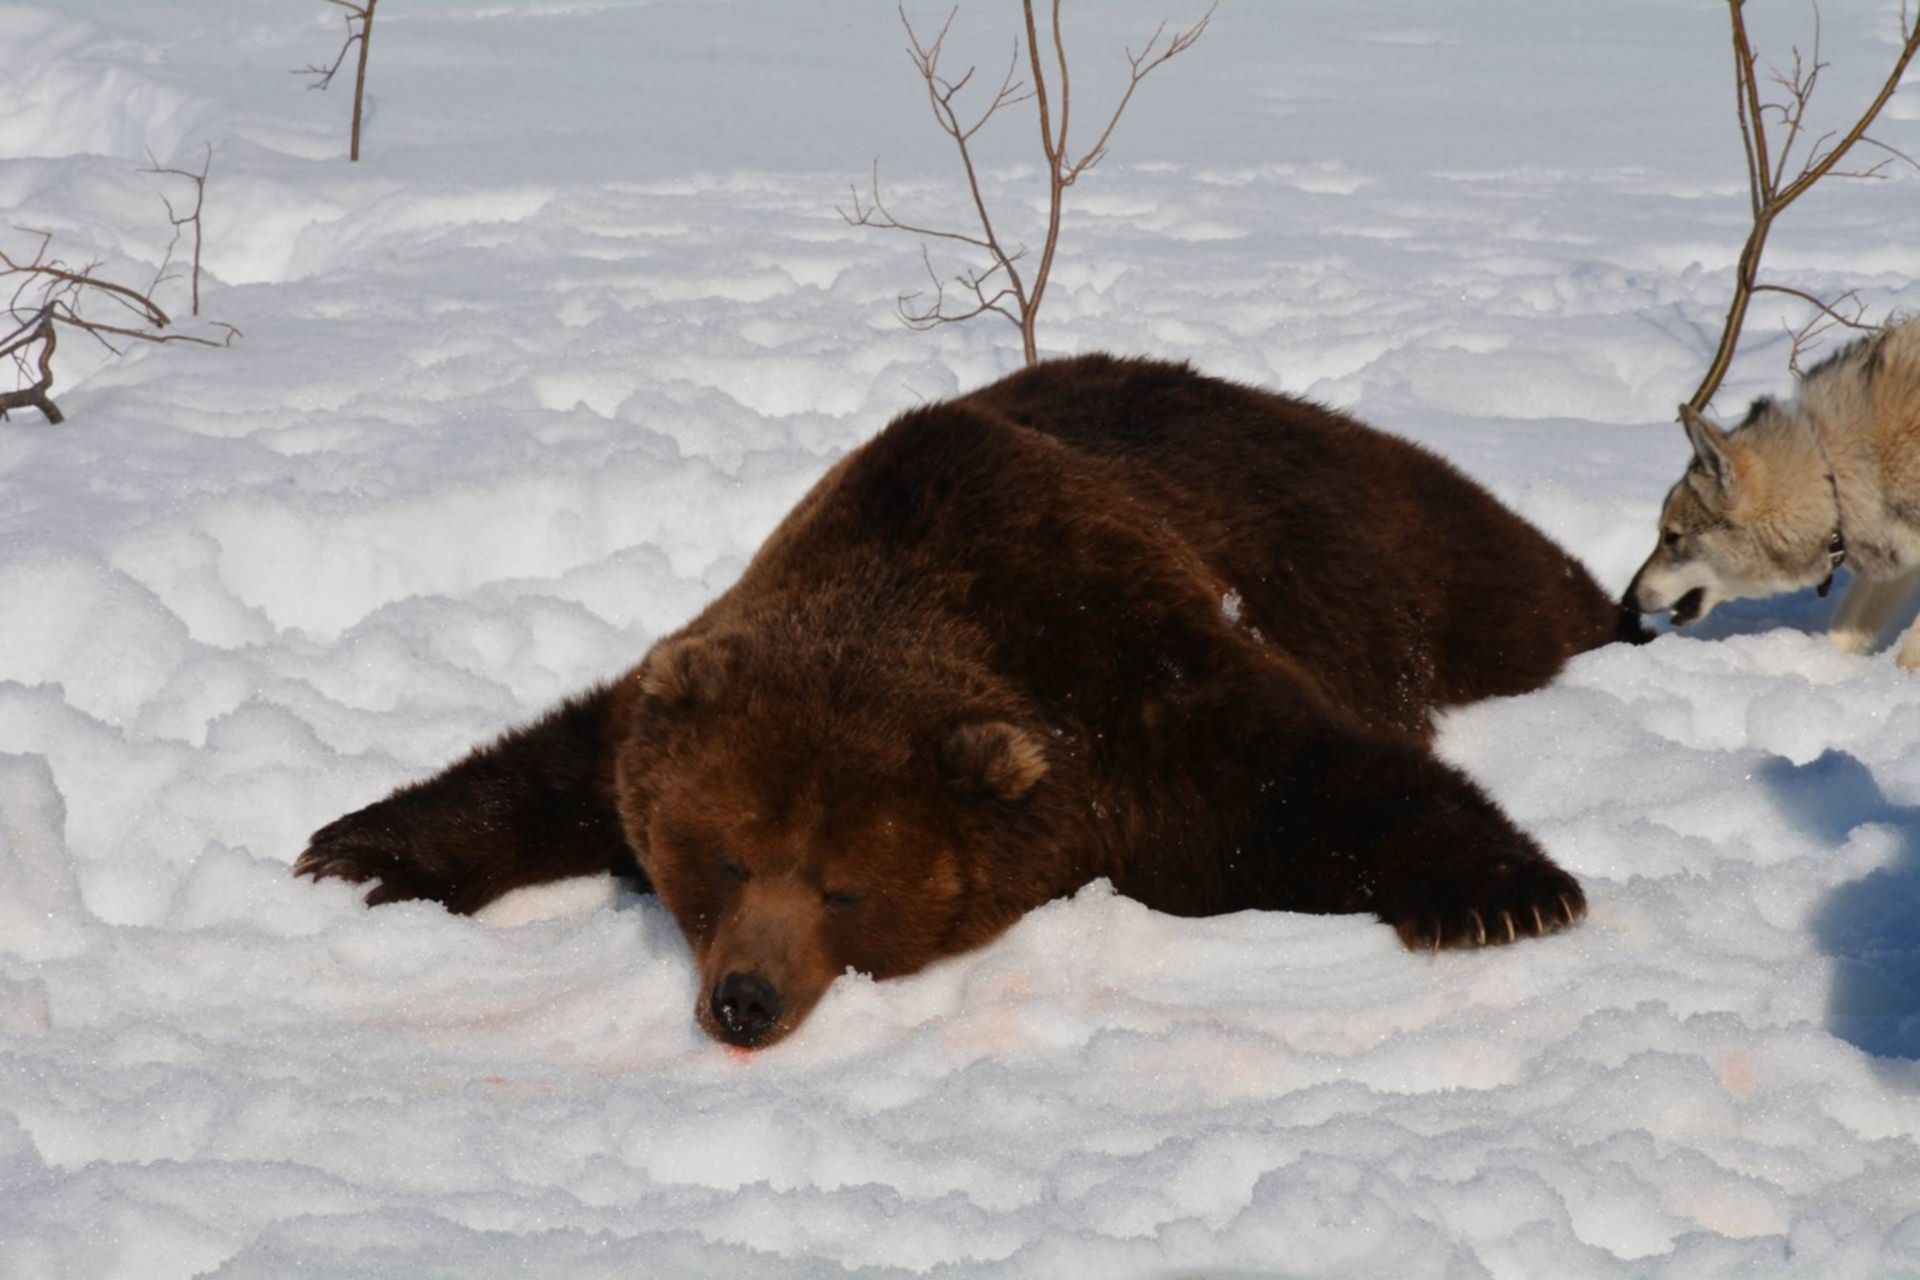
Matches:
[2,229,238,426]
[144,143,213,318]
[1686,0,1919,411]
[296,0,380,162]
[842,1,1215,365]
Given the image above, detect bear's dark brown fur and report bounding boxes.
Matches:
[297,355,1643,1048]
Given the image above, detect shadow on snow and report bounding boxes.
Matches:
[1761,751,1920,1083]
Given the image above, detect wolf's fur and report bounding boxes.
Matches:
[1627,318,1920,665]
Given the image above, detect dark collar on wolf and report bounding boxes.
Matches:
[1817,526,1846,597]
[1811,425,1847,598]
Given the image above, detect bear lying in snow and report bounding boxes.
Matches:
[297,355,1644,1048]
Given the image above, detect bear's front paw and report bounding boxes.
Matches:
[294,804,440,907]
[1384,855,1586,954]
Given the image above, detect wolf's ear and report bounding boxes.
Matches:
[941,721,1048,802]
[1679,404,1734,495]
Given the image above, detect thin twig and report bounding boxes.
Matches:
[143,143,212,317]
[1019,0,1214,359]
[0,309,62,424]
[295,0,378,161]
[1756,282,1876,375]
[1,243,169,327]
[3,226,239,425]
[844,0,1212,364]
[1061,2,1214,183]
[1687,0,1920,411]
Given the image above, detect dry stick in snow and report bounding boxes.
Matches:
[0,310,61,424]
[842,0,1214,366]
[144,143,213,318]
[1687,0,1920,412]
[1,230,238,426]
[297,0,379,162]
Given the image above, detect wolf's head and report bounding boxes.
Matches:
[1626,401,1839,627]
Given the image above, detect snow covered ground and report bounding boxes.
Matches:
[4,0,1920,1275]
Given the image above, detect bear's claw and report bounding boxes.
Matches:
[1386,858,1586,953]
[292,848,364,882]
[294,808,436,907]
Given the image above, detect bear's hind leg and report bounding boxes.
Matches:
[1254,718,1586,952]
[296,684,643,914]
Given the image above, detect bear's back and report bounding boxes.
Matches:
[727,355,1626,739]
[954,355,1627,730]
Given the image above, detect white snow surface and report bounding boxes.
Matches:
[4,1,1920,1276]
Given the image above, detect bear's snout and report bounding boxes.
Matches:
[710,971,783,1047]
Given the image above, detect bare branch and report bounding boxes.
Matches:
[1686,0,1920,412]
[1756,282,1875,376]
[143,143,212,317]
[1855,132,1920,174]
[1062,1,1216,183]
[897,244,1023,331]
[1779,20,1919,203]
[1757,281,1874,326]
[903,8,1028,275]
[293,2,367,91]
[0,310,62,424]
[1020,0,1213,358]
[3,222,238,425]
[850,1,1212,365]
[838,161,998,252]
[1764,3,1825,179]
[295,0,378,160]
[1,242,169,328]
[846,5,1042,343]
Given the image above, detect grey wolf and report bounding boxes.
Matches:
[1627,319,1920,666]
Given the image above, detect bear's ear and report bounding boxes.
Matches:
[636,635,737,710]
[941,721,1047,802]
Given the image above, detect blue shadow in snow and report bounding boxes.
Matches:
[1656,568,1920,650]
[1761,751,1920,1080]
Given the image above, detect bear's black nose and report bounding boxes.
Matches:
[711,972,782,1046]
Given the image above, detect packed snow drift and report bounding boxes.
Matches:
[2,1,1919,1276]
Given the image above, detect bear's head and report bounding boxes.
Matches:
[617,629,1055,1049]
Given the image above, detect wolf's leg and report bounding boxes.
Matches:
[1894,605,1920,672]
[294,684,644,913]
[1831,571,1919,656]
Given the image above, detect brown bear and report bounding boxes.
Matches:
[297,355,1644,1048]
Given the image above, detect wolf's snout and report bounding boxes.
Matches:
[711,971,782,1046]
[1623,572,1663,617]
[1623,569,1703,627]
